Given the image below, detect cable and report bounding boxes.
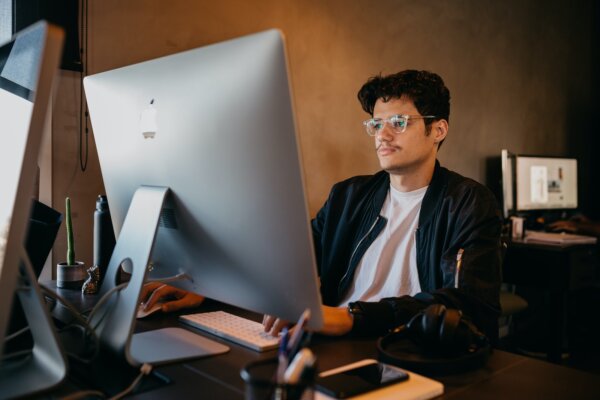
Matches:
[0,349,32,362]
[3,326,30,342]
[86,274,191,330]
[39,285,100,361]
[40,281,132,359]
[87,282,129,329]
[60,390,105,400]
[109,363,153,400]
[146,272,193,285]
[39,285,95,336]
[79,0,89,171]
[58,364,153,400]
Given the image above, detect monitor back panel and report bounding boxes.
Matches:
[84,30,324,328]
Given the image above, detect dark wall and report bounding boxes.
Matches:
[571,1,600,219]
[13,0,81,71]
[589,3,600,219]
[49,0,597,265]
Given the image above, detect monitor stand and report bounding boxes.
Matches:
[0,247,67,399]
[86,186,229,394]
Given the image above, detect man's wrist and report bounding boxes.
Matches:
[346,301,396,336]
[347,301,365,333]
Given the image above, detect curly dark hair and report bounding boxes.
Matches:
[357,70,450,124]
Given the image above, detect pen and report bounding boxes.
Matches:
[455,248,464,288]
[286,309,311,357]
[276,328,289,384]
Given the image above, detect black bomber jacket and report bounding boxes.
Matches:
[311,161,503,341]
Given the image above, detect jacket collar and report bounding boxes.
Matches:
[419,160,447,227]
[373,160,447,227]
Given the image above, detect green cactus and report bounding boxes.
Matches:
[66,197,75,265]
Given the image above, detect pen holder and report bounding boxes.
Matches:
[241,358,315,400]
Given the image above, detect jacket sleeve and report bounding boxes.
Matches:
[311,186,335,278]
[429,184,503,341]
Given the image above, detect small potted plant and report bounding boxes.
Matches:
[56,197,87,289]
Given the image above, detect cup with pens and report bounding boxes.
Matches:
[241,310,316,400]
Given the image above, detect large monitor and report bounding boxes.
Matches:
[84,29,324,376]
[500,150,578,216]
[0,22,65,397]
[515,155,577,211]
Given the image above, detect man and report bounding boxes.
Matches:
[143,70,502,341]
[264,69,502,340]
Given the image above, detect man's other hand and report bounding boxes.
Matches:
[140,282,205,313]
[262,305,353,337]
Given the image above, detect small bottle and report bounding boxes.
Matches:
[93,195,116,283]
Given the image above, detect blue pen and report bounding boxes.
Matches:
[286,309,310,357]
[277,327,289,383]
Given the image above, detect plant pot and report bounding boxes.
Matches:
[57,261,87,289]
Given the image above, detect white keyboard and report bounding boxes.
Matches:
[179,311,279,352]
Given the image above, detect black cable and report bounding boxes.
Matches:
[87,282,128,330]
[39,285,99,361]
[0,349,32,362]
[3,326,30,343]
[79,0,89,171]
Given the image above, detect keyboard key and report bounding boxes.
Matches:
[179,311,279,352]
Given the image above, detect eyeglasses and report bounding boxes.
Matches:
[362,114,437,136]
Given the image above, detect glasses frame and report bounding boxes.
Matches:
[362,114,437,136]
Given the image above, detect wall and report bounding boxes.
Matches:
[50,0,594,267]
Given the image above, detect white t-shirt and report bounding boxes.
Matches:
[338,184,427,307]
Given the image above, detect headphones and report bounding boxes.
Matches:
[377,304,490,375]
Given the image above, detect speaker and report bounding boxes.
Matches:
[377,304,490,375]
[13,0,82,71]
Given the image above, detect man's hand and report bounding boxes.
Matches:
[547,215,600,236]
[547,220,579,233]
[262,314,289,337]
[262,305,354,336]
[140,282,205,313]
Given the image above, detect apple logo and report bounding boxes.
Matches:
[140,99,158,139]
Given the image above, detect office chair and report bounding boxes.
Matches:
[498,241,528,339]
[499,285,528,338]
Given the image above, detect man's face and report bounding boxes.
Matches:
[373,96,443,175]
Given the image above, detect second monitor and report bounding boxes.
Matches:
[500,149,578,217]
[515,155,577,211]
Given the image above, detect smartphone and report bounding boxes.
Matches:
[315,359,409,399]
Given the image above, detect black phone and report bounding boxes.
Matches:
[315,360,409,399]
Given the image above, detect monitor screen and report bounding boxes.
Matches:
[515,156,578,211]
[0,21,66,397]
[85,30,324,331]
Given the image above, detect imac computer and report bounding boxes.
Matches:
[0,22,65,398]
[84,29,324,383]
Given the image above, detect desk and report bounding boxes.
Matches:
[503,240,598,362]
[40,283,600,399]
[40,297,599,399]
[129,309,600,399]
